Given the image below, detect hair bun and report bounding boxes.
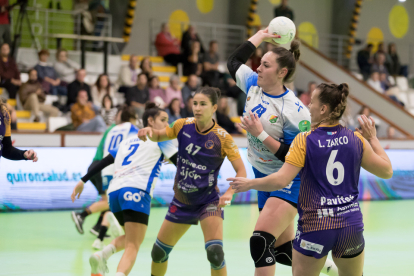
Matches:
[289,39,301,62]
[338,83,349,97]
[145,102,157,110]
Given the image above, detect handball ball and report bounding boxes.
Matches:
[268,16,296,45]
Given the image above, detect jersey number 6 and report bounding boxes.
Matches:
[326,150,344,186]
[122,144,140,166]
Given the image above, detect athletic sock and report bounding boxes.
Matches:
[98,226,108,241]
[95,211,105,226]
[80,208,91,219]
[102,244,116,261]
[115,272,125,276]
[322,259,339,276]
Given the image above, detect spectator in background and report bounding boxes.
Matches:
[356,105,381,131]
[181,74,199,103]
[71,90,106,132]
[224,75,245,116]
[166,98,182,124]
[181,96,194,118]
[126,73,149,119]
[369,71,404,106]
[387,43,400,78]
[67,69,92,107]
[165,75,183,107]
[386,126,396,139]
[299,81,316,107]
[100,94,118,126]
[35,49,67,96]
[91,74,115,109]
[5,101,16,129]
[148,76,166,107]
[373,42,386,63]
[140,56,154,80]
[380,72,391,91]
[367,71,383,92]
[0,0,11,45]
[181,25,205,57]
[249,47,263,72]
[54,49,80,84]
[0,43,20,99]
[18,69,60,122]
[371,52,389,77]
[117,54,140,93]
[183,40,203,76]
[155,23,182,66]
[274,0,294,21]
[216,97,243,134]
[357,43,373,81]
[202,40,221,87]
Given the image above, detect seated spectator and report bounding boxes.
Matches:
[0,43,21,99]
[54,48,80,84]
[165,75,183,107]
[34,49,67,96]
[18,69,59,122]
[100,94,118,126]
[140,56,154,80]
[166,98,182,124]
[181,74,199,103]
[249,47,263,72]
[116,54,141,93]
[183,41,203,77]
[91,74,116,109]
[380,72,391,91]
[373,42,386,63]
[5,101,17,130]
[387,43,400,77]
[386,126,396,139]
[369,72,404,106]
[339,106,356,131]
[155,23,182,66]
[202,40,221,87]
[356,106,381,131]
[181,25,205,57]
[299,81,316,107]
[224,75,245,116]
[371,52,389,77]
[216,97,243,134]
[67,69,92,107]
[357,43,373,81]
[148,76,167,107]
[71,90,106,132]
[367,71,383,92]
[126,73,149,119]
[180,96,194,118]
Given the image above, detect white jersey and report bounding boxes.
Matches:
[102,122,139,178]
[107,136,177,197]
[236,64,311,175]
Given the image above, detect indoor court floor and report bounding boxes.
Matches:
[1,200,413,275]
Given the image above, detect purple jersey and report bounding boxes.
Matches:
[286,124,366,232]
[0,108,11,159]
[166,118,241,205]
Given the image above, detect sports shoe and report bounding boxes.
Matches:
[71,211,84,234]
[92,239,104,250]
[90,224,111,238]
[106,212,124,238]
[89,251,108,276]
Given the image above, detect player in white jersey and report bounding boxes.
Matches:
[71,106,138,243]
[71,103,178,276]
[227,28,338,276]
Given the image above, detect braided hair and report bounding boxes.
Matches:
[314,83,349,128]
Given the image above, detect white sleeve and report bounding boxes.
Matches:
[158,140,178,159]
[235,64,258,94]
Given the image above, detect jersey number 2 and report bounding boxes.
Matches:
[326,150,344,186]
[122,144,140,166]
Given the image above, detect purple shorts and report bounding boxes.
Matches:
[165,198,224,225]
[293,225,365,259]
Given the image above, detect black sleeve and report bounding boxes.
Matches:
[2,136,27,160]
[81,154,115,183]
[274,143,291,162]
[227,41,257,81]
[168,152,178,167]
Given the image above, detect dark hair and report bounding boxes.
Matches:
[142,102,164,127]
[194,87,221,105]
[140,56,152,72]
[315,83,349,127]
[137,72,147,79]
[358,105,370,115]
[271,39,300,83]
[168,98,181,114]
[209,40,217,47]
[102,94,113,109]
[388,43,396,54]
[367,43,373,48]
[118,105,137,123]
[56,48,67,59]
[0,98,9,126]
[95,74,111,95]
[38,49,49,58]
[149,76,159,88]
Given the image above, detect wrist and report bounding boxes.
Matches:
[257,130,269,143]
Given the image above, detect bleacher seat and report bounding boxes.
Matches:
[396,76,409,91]
[48,117,69,132]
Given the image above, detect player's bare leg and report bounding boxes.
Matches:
[151,220,191,276]
[292,249,327,276]
[89,195,109,213]
[332,250,364,276]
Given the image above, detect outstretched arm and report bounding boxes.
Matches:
[219,158,247,207]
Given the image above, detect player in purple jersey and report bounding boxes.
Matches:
[228,83,393,276]
[138,87,247,276]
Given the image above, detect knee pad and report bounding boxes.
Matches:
[250,231,276,268]
[151,238,173,263]
[274,240,293,266]
[205,240,225,270]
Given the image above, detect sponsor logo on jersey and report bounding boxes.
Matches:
[0,135,3,141]
[298,120,311,132]
[295,230,301,241]
[259,157,273,163]
[206,204,218,212]
[268,114,278,124]
[183,131,191,138]
[217,128,228,138]
[247,96,251,101]
[170,205,177,213]
[205,140,214,149]
[123,191,142,202]
[300,239,324,254]
[327,131,337,135]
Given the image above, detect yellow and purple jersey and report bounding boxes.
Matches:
[0,108,11,159]
[166,118,241,205]
[286,124,366,233]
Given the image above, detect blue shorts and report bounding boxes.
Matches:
[102,175,113,191]
[108,187,151,216]
[253,167,300,209]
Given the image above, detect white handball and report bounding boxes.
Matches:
[268,16,296,45]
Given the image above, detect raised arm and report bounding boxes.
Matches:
[137,127,170,142]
